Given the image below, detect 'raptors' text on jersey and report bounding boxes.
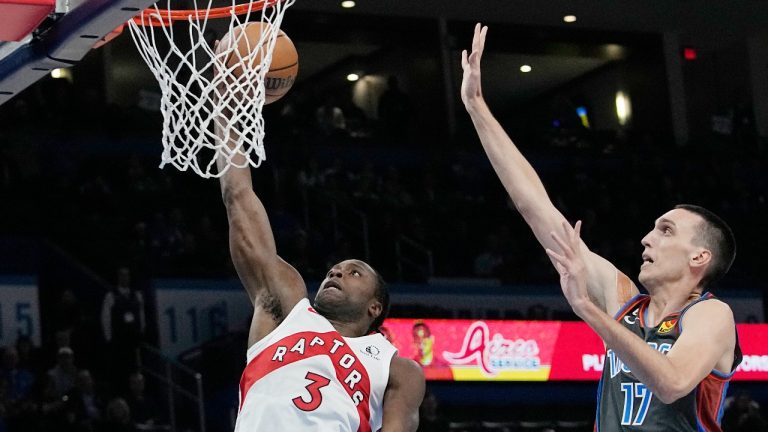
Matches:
[596,291,742,432]
[235,298,397,432]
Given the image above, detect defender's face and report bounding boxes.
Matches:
[314,259,378,314]
[638,208,704,288]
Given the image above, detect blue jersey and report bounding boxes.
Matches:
[596,292,741,431]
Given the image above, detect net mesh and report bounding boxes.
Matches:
[128,0,295,178]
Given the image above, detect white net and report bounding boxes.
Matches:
[128,0,295,178]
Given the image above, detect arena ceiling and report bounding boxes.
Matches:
[96,0,768,108]
[278,0,766,106]
[292,0,768,43]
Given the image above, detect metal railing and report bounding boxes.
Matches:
[138,344,206,432]
[395,235,434,281]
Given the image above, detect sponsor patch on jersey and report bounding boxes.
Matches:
[657,318,678,334]
[363,345,381,359]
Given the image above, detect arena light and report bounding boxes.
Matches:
[576,106,591,129]
[683,47,697,61]
[520,65,532,73]
[346,73,360,82]
[615,91,632,126]
[563,15,577,23]
[340,0,356,8]
[50,68,70,79]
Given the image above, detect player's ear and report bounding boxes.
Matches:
[691,248,712,269]
[368,299,382,321]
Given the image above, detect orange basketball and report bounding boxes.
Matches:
[219,22,298,104]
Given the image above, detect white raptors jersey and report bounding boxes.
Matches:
[234,298,397,432]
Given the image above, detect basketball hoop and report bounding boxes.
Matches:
[128,0,295,178]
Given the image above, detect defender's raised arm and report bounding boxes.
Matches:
[460,24,637,315]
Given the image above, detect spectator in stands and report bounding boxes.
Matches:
[43,329,73,369]
[98,398,133,432]
[315,94,347,138]
[124,372,158,429]
[52,289,83,334]
[100,267,145,388]
[722,391,768,432]
[1,346,34,403]
[66,369,102,431]
[297,158,324,190]
[50,290,98,370]
[36,375,70,431]
[47,347,78,397]
[341,97,371,138]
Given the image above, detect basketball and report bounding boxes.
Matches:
[219,22,298,104]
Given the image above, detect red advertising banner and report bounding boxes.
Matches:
[381,319,768,381]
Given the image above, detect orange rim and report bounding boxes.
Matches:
[132,0,281,26]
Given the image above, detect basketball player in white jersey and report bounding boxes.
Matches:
[461,24,740,431]
[213,106,425,430]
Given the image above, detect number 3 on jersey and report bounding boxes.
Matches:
[620,382,652,426]
[293,372,331,411]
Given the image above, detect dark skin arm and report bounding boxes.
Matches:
[213,70,306,345]
[381,357,425,431]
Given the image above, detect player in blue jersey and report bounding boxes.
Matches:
[461,24,740,431]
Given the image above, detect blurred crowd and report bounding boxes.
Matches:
[0,264,163,432]
[7,136,768,291]
[0,339,161,432]
[0,78,767,291]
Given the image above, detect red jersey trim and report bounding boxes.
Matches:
[695,373,729,432]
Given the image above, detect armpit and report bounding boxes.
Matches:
[257,290,284,322]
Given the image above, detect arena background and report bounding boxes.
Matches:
[0,0,767,431]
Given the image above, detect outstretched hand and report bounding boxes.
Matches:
[545,221,592,316]
[460,23,488,107]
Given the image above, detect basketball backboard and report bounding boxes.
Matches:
[0,0,157,106]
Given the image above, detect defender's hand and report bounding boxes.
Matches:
[460,23,488,108]
[545,221,591,316]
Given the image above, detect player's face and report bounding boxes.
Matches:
[638,208,706,288]
[314,259,379,322]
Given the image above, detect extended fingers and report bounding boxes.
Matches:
[545,248,567,266]
[472,24,487,59]
[550,229,573,258]
[572,220,582,247]
[557,220,583,251]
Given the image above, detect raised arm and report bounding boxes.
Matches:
[547,221,737,403]
[460,24,636,315]
[214,76,306,343]
[381,357,425,432]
